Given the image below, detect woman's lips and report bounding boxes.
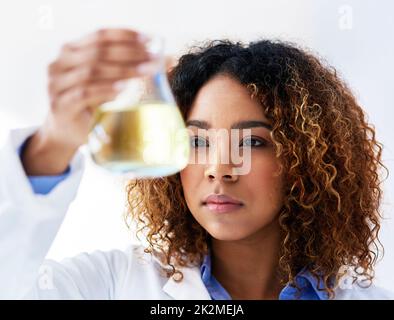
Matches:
[204,202,244,213]
[202,194,244,213]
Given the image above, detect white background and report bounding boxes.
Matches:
[0,0,393,291]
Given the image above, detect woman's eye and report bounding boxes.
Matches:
[190,136,209,148]
[190,136,266,148]
[240,137,266,148]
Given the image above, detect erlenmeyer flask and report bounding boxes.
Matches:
[87,37,190,178]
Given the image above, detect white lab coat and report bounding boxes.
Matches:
[0,127,393,300]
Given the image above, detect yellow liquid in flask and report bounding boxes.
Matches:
[88,103,190,178]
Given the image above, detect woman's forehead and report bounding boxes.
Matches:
[187,75,270,125]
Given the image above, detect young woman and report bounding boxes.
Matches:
[0,28,392,299]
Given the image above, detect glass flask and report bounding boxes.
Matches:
[87,37,190,178]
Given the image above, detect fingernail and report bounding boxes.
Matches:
[137,33,150,43]
[136,62,157,75]
[148,52,161,59]
[113,80,127,91]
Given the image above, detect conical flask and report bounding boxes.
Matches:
[87,37,190,178]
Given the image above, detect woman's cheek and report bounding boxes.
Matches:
[250,155,281,182]
[180,165,202,200]
[249,158,284,205]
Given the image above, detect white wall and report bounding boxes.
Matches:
[0,0,393,291]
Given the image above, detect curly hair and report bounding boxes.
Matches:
[125,39,388,299]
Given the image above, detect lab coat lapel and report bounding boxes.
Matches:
[162,265,211,300]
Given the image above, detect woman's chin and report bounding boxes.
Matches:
[207,227,250,241]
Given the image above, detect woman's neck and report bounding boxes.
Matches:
[210,218,283,300]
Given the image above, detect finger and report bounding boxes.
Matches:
[49,62,144,96]
[53,83,120,115]
[68,28,149,49]
[100,44,155,63]
[49,43,153,75]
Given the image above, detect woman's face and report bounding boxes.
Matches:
[180,75,285,241]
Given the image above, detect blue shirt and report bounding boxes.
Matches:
[200,250,329,300]
[19,140,71,195]
[20,141,329,300]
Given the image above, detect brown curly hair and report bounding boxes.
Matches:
[125,39,388,299]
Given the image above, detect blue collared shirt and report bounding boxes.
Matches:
[200,250,329,300]
[19,140,71,195]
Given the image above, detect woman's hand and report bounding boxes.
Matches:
[22,28,156,176]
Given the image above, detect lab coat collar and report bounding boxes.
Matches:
[162,264,212,300]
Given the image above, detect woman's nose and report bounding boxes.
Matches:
[204,164,239,183]
[202,131,240,183]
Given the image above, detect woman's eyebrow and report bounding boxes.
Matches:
[186,120,209,129]
[186,119,272,130]
[231,120,272,130]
